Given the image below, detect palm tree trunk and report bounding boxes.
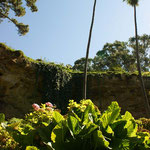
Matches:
[134,5,150,118]
[83,0,97,99]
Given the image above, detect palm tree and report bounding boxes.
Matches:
[123,0,150,118]
[83,0,97,99]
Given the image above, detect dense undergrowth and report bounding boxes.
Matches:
[0,100,150,150]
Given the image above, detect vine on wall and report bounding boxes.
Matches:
[36,62,72,113]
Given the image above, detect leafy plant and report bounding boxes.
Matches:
[0,100,150,150]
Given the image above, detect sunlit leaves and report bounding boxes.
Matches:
[0,100,150,149]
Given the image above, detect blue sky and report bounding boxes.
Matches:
[0,0,150,65]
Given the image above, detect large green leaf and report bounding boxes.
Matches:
[51,123,67,150]
[37,125,52,143]
[51,124,64,143]
[67,115,81,137]
[93,130,110,149]
[122,111,133,120]
[82,104,94,125]
[53,111,64,124]
[124,119,137,137]
[79,122,98,137]
[111,120,127,138]
[100,102,121,129]
[120,111,137,137]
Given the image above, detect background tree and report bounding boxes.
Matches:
[129,34,150,71]
[0,0,38,35]
[83,0,97,99]
[73,34,150,73]
[73,57,93,72]
[93,41,136,71]
[123,0,150,117]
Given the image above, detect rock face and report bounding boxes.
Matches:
[0,44,42,118]
[71,73,150,118]
[0,43,150,119]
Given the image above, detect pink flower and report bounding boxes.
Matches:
[32,103,40,111]
[45,102,53,107]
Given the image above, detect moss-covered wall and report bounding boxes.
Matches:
[71,73,150,118]
[0,43,150,118]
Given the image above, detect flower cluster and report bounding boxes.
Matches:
[32,102,53,111]
[45,102,53,107]
[32,104,40,111]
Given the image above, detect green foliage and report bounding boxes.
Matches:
[0,100,149,150]
[128,34,150,72]
[0,114,19,149]
[26,146,39,150]
[0,0,38,35]
[73,57,93,71]
[73,34,150,72]
[36,62,72,113]
[123,0,139,6]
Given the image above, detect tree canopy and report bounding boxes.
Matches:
[0,0,38,35]
[73,57,93,72]
[123,0,139,6]
[73,34,150,72]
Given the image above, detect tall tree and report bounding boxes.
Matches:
[0,0,38,35]
[83,0,97,99]
[123,0,150,117]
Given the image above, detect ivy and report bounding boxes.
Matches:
[36,62,72,113]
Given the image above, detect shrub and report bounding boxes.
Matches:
[0,100,150,150]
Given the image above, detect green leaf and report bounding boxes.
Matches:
[124,119,137,137]
[82,104,93,124]
[122,111,134,120]
[81,100,100,125]
[111,120,127,138]
[0,113,5,123]
[51,123,67,150]
[93,130,110,149]
[100,101,120,129]
[37,125,52,143]
[105,125,114,136]
[51,121,67,144]
[79,122,98,137]
[25,146,39,150]
[67,115,81,136]
[51,125,63,143]
[53,111,64,124]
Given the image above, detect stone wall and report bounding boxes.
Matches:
[0,43,150,118]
